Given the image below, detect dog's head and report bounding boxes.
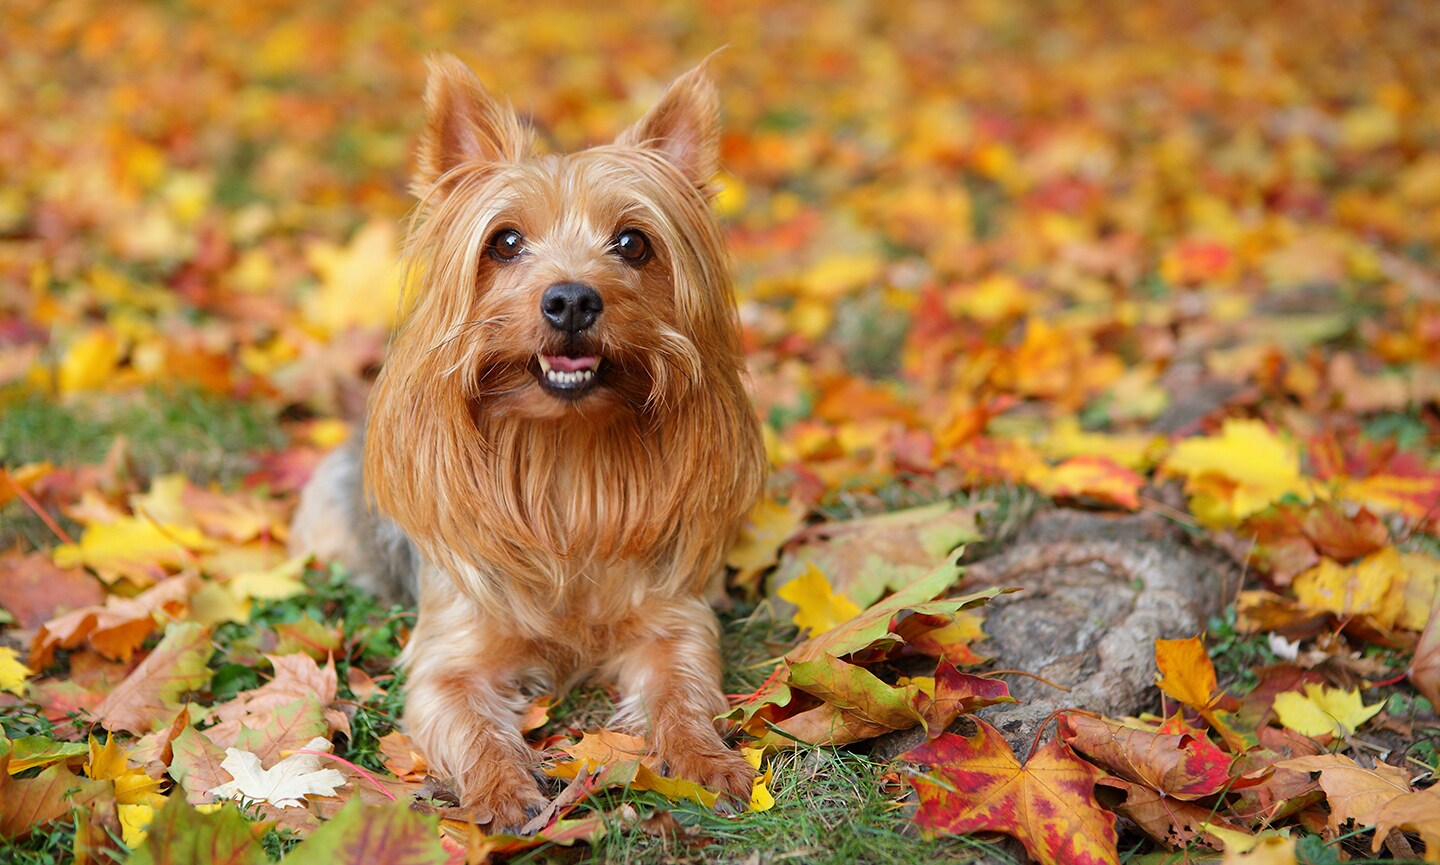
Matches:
[365,57,762,580]
[390,54,738,422]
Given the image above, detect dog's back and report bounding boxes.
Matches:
[289,435,419,605]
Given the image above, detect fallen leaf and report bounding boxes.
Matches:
[29,575,193,668]
[1161,419,1312,527]
[279,796,447,864]
[1155,635,1219,710]
[1411,584,1440,706]
[125,795,266,865]
[775,564,862,636]
[0,550,106,630]
[207,654,346,748]
[1272,683,1382,739]
[52,514,215,586]
[1292,549,1406,630]
[225,699,330,764]
[1097,775,1244,849]
[5,735,89,774]
[93,621,214,735]
[1369,788,1440,861]
[903,718,1119,865]
[1027,456,1144,509]
[0,735,110,840]
[725,497,807,590]
[208,736,346,808]
[770,501,983,607]
[548,730,719,809]
[1061,714,1233,799]
[1276,753,1410,834]
[169,726,230,805]
[86,733,166,806]
[0,646,31,695]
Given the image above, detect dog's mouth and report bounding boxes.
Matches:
[534,353,603,399]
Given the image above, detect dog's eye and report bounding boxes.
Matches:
[612,229,651,266]
[487,228,525,262]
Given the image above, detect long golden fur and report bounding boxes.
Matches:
[318,54,765,827]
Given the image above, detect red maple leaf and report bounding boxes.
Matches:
[902,718,1119,865]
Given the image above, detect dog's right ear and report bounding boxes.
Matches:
[415,55,530,191]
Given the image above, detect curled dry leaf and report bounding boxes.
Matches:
[1277,753,1411,835]
[1060,714,1233,800]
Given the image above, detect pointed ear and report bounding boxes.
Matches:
[617,60,721,192]
[415,54,530,190]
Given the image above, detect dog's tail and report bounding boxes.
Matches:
[289,434,420,605]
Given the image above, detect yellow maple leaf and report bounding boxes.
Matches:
[57,327,123,394]
[726,498,807,589]
[188,580,252,627]
[119,803,156,848]
[86,734,167,807]
[1272,683,1382,739]
[1042,417,1163,470]
[53,515,215,586]
[228,555,308,602]
[129,474,191,528]
[776,564,862,637]
[1292,549,1406,630]
[302,219,412,336]
[741,747,775,812]
[1399,553,1440,631]
[0,646,33,696]
[1161,419,1313,526]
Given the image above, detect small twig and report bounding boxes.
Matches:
[979,669,1072,693]
[1137,495,1199,529]
[5,473,74,545]
[1026,709,1100,762]
[727,662,785,702]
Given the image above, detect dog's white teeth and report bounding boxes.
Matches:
[538,355,552,373]
[544,368,595,386]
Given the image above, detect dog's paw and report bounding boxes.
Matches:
[662,746,757,813]
[459,766,550,833]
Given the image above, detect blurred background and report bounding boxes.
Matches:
[1,0,1438,511]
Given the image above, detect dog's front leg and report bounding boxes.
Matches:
[403,595,546,830]
[608,597,756,809]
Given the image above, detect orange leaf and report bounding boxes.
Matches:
[1027,456,1143,509]
[1155,636,1219,710]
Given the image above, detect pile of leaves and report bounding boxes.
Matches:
[2,0,1438,863]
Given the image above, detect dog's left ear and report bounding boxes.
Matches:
[618,59,721,194]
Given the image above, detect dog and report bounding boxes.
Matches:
[289,54,765,829]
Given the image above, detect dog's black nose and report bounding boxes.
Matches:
[540,282,603,334]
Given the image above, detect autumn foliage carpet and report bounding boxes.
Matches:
[2,1,1440,863]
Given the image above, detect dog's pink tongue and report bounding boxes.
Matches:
[545,355,599,372]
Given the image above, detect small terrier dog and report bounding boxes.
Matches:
[291,55,765,827]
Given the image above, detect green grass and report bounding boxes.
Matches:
[0,821,77,865]
[547,747,1015,865]
[0,386,283,478]
[0,386,285,549]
